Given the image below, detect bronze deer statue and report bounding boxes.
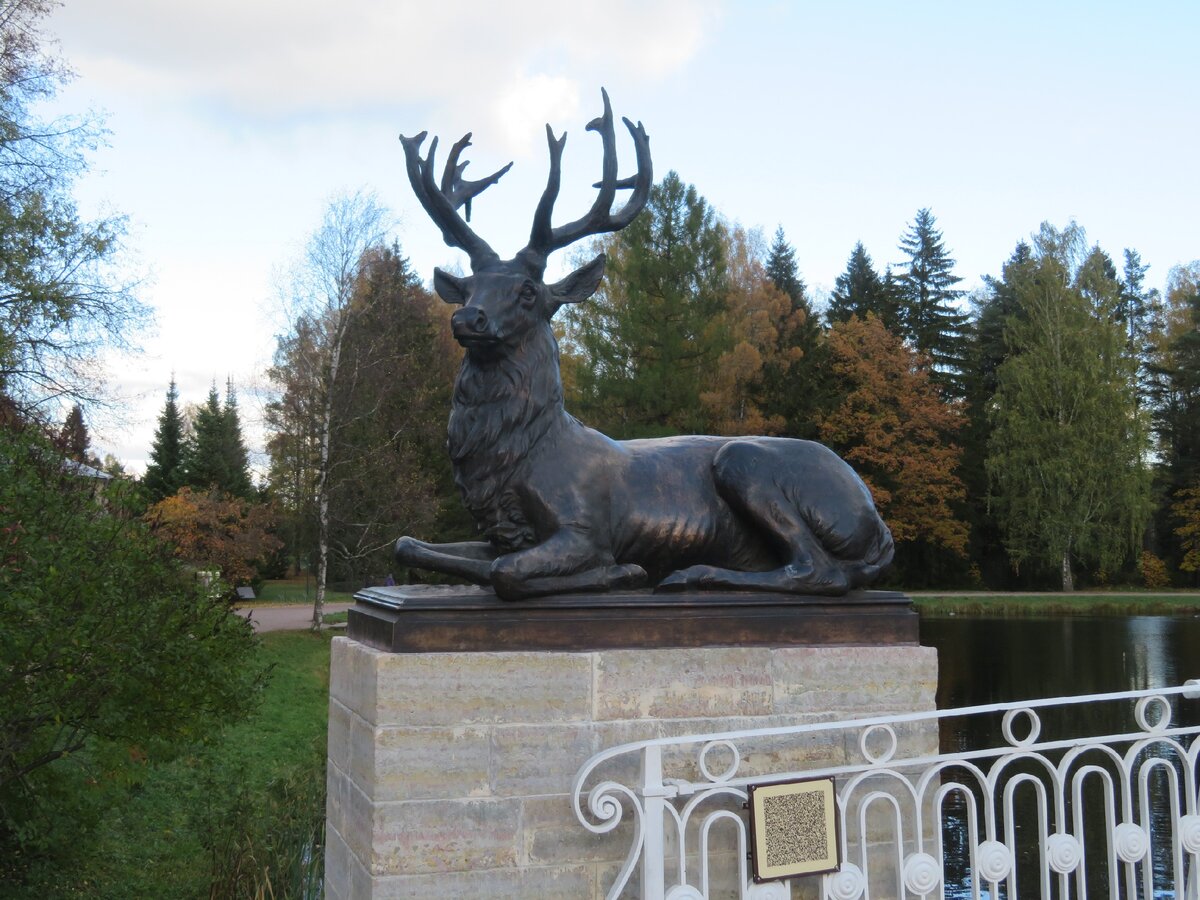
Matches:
[395,89,894,600]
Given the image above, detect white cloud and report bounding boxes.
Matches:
[490,73,580,157]
[49,0,721,120]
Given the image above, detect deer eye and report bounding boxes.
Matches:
[518,281,538,307]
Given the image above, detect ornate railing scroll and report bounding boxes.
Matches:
[572,682,1200,899]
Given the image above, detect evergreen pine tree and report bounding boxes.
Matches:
[1162,287,1200,488]
[1148,266,1200,577]
[58,404,91,464]
[185,384,226,491]
[220,378,253,498]
[184,382,251,495]
[881,266,906,331]
[1121,249,1151,346]
[896,208,969,397]
[765,227,807,309]
[960,242,1034,586]
[1119,248,1161,405]
[143,378,186,502]
[826,242,901,331]
[761,227,825,437]
[974,242,1034,397]
[563,171,730,438]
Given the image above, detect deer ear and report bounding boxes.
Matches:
[433,267,469,305]
[548,254,606,315]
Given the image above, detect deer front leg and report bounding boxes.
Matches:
[394,536,497,585]
[489,530,647,600]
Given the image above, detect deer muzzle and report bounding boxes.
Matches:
[451,306,504,356]
[451,306,490,338]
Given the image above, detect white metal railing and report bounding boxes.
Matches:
[572,682,1200,899]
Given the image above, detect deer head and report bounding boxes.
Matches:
[400,89,652,359]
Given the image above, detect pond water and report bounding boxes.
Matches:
[919,615,1200,898]
[922,614,1200,708]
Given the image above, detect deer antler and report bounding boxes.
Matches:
[399,131,513,269]
[523,88,653,273]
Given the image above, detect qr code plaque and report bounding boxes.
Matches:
[748,777,839,882]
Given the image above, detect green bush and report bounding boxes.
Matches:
[0,423,267,890]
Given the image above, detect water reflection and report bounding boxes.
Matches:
[920,615,1200,899]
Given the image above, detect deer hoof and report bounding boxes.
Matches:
[654,572,687,592]
[607,564,648,590]
[654,566,713,592]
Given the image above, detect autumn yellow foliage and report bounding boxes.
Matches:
[818,314,969,555]
[145,487,281,590]
[1174,484,1200,573]
[1138,550,1171,588]
[699,227,805,435]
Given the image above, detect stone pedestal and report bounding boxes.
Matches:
[325,588,937,899]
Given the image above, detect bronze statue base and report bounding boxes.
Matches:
[349,584,917,653]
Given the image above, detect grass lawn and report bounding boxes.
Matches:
[249,577,356,606]
[27,630,335,899]
[913,592,1200,616]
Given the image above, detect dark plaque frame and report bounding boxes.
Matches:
[747,776,842,884]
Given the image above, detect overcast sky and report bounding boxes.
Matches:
[43,0,1200,472]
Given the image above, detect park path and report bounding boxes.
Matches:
[237,602,353,633]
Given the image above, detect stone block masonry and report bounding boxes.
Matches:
[325,638,937,899]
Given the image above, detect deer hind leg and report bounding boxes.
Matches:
[657,442,851,595]
[656,536,849,595]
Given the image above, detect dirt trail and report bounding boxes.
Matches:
[236,602,353,632]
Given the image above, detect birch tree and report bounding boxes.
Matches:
[986,223,1152,590]
[276,191,389,628]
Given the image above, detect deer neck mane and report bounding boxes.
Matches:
[447,321,570,550]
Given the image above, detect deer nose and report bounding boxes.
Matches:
[451,306,489,336]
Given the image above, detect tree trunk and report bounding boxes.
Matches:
[313,417,330,629]
[1061,545,1074,592]
[312,337,343,630]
